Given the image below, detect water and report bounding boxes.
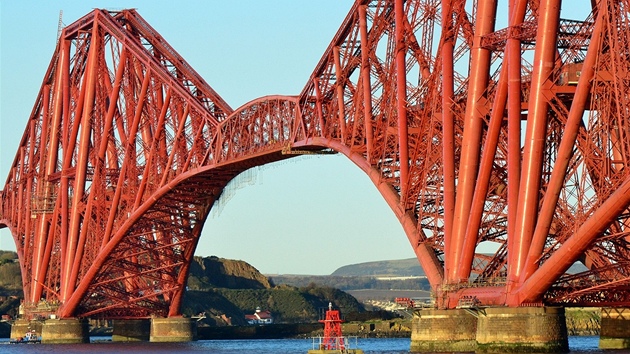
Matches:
[0,336,605,353]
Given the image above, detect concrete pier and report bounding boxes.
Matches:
[41,318,90,344]
[150,317,197,342]
[476,307,568,353]
[599,308,630,349]
[112,319,151,342]
[410,307,568,353]
[10,319,35,340]
[410,309,477,352]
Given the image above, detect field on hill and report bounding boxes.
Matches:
[331,258,426,277]
[346,289,431,302]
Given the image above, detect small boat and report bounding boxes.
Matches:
[9,330,41,344]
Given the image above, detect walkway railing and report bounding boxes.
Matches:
[310,336,360,351]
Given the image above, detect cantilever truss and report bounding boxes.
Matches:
[2,0,630,319]
[0,9,236,318]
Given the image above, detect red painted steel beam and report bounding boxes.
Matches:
[449,0,497,283]
[31,37,69,302]
[506,0,526,250]
[509,0,562,285]
[521,6,605,282]
[457,61,508,281]
[333,46,348,142]
[395,0,409,203]
[440,0,456,280]
[513,175,630,304]
[358,4,374,162]
[64,18,102,302]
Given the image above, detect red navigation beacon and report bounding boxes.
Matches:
[308,302,363,354]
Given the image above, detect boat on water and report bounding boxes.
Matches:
[9,330,41,344]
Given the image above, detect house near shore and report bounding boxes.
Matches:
[245,307,274,325]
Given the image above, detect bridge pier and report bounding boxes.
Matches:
[150,317,197,342]
[41,318,90,344]
[411,307,568,353]
[476,307,568,353]
[10,319,41,340]
[410,309,477,352]
[112,319,151,342]
[599,308,630,349]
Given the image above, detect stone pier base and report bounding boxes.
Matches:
[10,319,33,340]
[41,318,90,344]
[410,307,568,353]
[410,309,477,352]
[150,317,197,342]
[112,319,151,342]
[599,308,630,349]
[476,307,568,353]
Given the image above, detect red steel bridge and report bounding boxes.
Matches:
[1,0,630,320]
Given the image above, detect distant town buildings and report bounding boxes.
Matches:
[245,307,273,325]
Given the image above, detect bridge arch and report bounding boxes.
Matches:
[60,93,439,318]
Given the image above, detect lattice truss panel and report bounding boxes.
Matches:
[295,0,630,307]
[0,7,313,317]
[0,9,232,318]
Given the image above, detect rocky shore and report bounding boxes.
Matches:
[565,308,600,336]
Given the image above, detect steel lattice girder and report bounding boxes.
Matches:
[2,0,630,319]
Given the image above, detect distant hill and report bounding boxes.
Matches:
[331,258,426,277]
[330,257,588,277]
[184,257,365,325]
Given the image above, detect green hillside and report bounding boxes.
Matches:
[0,252,365,326]
[184,284,364,326]
[331,258,426,277]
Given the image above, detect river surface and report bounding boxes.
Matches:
[0,336,607,353]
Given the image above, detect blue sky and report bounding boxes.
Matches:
[0,1,418,275]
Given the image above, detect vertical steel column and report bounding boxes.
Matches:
[458,67,509,281]
[333,46,348,142]
[506,0,527,253]
[359,4,374,162]
[32,40,67,300]
[15,152,25,259]
[22,119,37,302]
[168,219,206,317]
[31,83,51,300]
[509,0,561,285]
[449,0,497,282]
[12,161,22,236]
[9,165,19,234]
[60,36,89,301]
[33,47,70,290]
[394,0,409,203]
[440,0,456,279]
[59,36,71,276]
[522,6,605,281]
[63,20,102,301]
[313,78,326,135]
